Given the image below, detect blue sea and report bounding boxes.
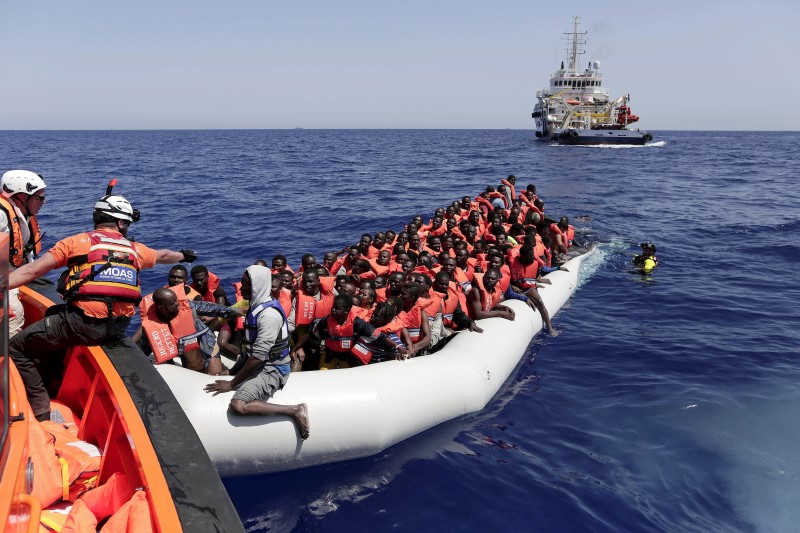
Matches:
[2,130,798,532]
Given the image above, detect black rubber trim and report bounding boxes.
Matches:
[103,339,244,533]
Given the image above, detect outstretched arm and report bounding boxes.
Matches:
[8,252,58,289]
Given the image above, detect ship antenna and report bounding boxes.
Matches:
[565,16,587,75]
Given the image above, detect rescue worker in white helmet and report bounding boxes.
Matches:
[8,180,198,422]
[0,169,47,336]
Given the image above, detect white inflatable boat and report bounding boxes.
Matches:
[157,248,596,476]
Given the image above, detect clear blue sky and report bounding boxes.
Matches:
[2,0,798,130]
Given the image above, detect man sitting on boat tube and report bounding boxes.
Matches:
[205,265,310,440]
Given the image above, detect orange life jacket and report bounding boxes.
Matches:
[508,256,541,290]
[191,271,221,303]
[63,231,141,304]
[468,275,505,319]
[56,471,135,533]
[0,195,42,267]
[398,306,424,343]
[28,414,102,509]
[139,285,201,364]
[351,318,404,364]
[324,310,356,353]
[434,284,465,329]
[233,281,245,330]
[295,278,335,326]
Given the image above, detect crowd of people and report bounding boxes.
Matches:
[3,170,578,440]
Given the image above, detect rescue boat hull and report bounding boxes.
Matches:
[157,249,596,477]
[547,129,652,146]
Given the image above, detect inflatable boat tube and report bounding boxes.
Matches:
[157,248,596,476]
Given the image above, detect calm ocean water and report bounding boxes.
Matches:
[2,129,798,532]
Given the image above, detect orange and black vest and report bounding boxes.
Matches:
[0,195,42,267]
[63,231,141,304]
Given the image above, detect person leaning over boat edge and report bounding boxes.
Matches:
[0,169,47,337]
[7,187,196,422]
[204,265,310,440]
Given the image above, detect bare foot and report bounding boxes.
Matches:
[293,403,310,440]
[548,325,559,337]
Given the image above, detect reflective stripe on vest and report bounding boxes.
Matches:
[244,299,291,367]
[140,285,200,364]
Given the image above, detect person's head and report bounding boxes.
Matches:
[1,170,47,217]
[473,239,486,254]
[254,259,268,267]
[301,253,317,271]
[518,245,535,265]
[401,281,423,309]
[461,196,471,209]
[401,257,416,275]
[359,233,373,249]
[359,279,376,292]
[455,247,470,267]
[465,226,477,242]
[271,254,287,272]
[496,232,508,247]
[153,287,180,322]
[93,189,139,237]
[427,236,442,252]
[335,274,350,293]
[408,233,421,250]
[359,287,376,307]
[302,270,320,295]
[384,229,396,244]
[441,255,457,276]
[167,265,188,287]
[483,267,501,291]
[641,242,657,256]
[347,246,361,263]
[387,272,405,295]
[279,270,294,290]
[488,251,505,270]
[526,184,536,195]
[372,232,386,249]
[370,301,397,328]
[240,271,252,301]
[374,275,388,289]
[412,215,424,227]
[433,271,451,294]
[331,294,354,323]
[434,207,445,218]
[340,281,357,296]
[534,198,545,211]
[352,259,372,275]
[558,216,570,231]
[431,215,443,229]
[394,252,409,265]
[468,210,481,225]
[446,217,458,231]
[323,252,337,270]
[271,273,282,297]
[377,249,391,266]
[445,205,457,218]
[190,265,210,293]
[507,174,516,185]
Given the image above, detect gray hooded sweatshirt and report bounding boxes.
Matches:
[245,265,287,362]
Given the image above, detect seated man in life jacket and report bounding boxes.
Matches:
[428,271,482,353]
[271,254,293,276]
[205,265,309,440]
[292,294,400,370]
[133,286,244,375]
[467,266,534,322]
[397,281,431,357]
[190,265,230,305]
[632,242,658,274]
[288,269,335,371]
[508,245,568,336]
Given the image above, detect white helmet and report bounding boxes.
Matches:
[2,170,47,197]
[94,194,140,222]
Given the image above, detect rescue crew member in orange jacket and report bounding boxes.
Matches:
[8,183,196,422]
[0,169,47,337]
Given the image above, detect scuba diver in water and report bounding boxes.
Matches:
[632,242,658,274]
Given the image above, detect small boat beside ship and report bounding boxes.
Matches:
[532,17,653,145]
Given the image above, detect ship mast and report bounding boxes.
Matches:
[564,16,586,75]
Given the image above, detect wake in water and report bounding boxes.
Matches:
[563,140,667,149]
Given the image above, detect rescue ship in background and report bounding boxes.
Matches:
[0,234,243,532]
[532,17,653,145]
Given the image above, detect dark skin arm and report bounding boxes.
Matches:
[468,287,514,321]
[204,355,261,395]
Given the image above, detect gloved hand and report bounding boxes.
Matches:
[179,249,197,263]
